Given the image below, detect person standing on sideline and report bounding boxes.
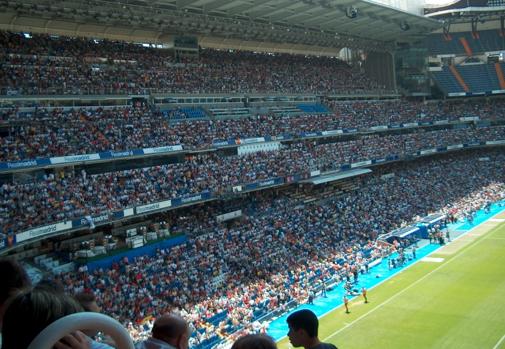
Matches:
[343,296,350,314]
[307,289,315,305]
[321,283,327,298]
[287,309,338,349]
[412,246,417,259]
[361,287,368,304]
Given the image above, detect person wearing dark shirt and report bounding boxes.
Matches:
[307,289,314,305]
[0,258,32,347]
[286,309,338,349]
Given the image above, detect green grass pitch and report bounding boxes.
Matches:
[278,220,505,349]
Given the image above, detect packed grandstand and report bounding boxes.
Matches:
[0,0,505,348]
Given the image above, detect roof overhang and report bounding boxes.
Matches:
[0,0,443,51]
[425,5,505,25]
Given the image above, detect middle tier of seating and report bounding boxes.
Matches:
[1,125,505,234]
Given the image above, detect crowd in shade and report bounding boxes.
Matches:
[326,98,505,127]
[1,125,505,234]
[0,31,384,95]
[57,150,505,345]
[2,98,505,161]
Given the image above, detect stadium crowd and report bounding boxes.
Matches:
[56,150,505,345]
[0,31,383,96]
[326,98,505,128]
[1,126,505,234]
[2,21,505,349]
[2,98,505,161]
[1,27,505,349]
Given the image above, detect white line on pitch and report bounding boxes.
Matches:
[323,220,501,342]
[492,334,505,349]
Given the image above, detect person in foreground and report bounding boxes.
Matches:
[286,309,338,349]
[0,258,31,346]
[231,334,277,349]
[1,284,113,349]
[135,313,190,349]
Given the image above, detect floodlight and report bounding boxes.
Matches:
[345,6,358,19]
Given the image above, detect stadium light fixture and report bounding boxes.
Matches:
[345,6,358,19]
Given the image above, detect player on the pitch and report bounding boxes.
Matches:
[362,287,368,304]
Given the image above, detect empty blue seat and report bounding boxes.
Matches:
[426,30,505,56]
[297,104,330,114]
[432,67,466,94]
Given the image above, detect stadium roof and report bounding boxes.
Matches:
[425,0,505,22]
[0,0,442,52]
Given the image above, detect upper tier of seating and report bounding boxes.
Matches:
[432,67,466,94]
[426,29,505,56]
[432,63,505,94]
[0,31,385,96]
[458,64,501,92]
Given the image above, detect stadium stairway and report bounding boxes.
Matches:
[449,65,470,92]
[459,37,473,57]
[199,106,216,119]
[22,262,44,284]
[495,63,505,90]
[431,68,465,94]
[34,254,75,275]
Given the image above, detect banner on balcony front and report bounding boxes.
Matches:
[142,145,183,154]
[351,160,372,168]
[17,221,73,243]
[136,200,172,215]
[0,158,52,170]
[50,153,101,165]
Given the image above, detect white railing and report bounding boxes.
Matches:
[27,312,134,349]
